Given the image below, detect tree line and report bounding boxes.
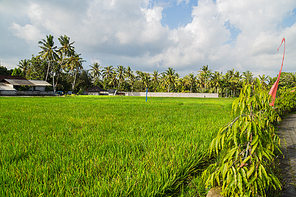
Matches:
[3,34,296,96]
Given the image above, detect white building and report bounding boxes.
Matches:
[0,75,53,96]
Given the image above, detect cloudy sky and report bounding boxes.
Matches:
[0,0,296,77]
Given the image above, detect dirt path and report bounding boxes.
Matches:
[278,113,296,196]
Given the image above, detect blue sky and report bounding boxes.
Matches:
[282,8,296,27]
[0,0,296,77]
[161,1,197,29]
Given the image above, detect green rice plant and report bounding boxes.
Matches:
[0,96,233,196]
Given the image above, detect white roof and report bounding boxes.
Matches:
[0,83,16,91]
[29,80,52,86]
[5,79,34,86]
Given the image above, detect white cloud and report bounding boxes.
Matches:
[154,0,296,75]
[90,59,102,65]
[142,6,163,22]
[176,0,190,5]
[2,0,296,77]
[9,22,44,43]
[27,3,43,23]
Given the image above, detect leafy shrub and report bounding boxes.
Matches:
[202,79,284,197]
[275,87,296,116]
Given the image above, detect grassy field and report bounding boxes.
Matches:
[0,96,234,196]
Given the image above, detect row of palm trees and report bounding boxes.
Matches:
[89,64,274,96]
[18,34,85,92]
[15,34,290,96]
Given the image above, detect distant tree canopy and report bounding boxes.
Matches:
[0,66,13,75]
[11,68,22,77]
[9,34,295,95]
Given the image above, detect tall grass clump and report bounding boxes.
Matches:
[0,96,233,196]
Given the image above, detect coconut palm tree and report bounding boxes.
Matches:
[116,65,126,91]
[109,72,118,88]
[58,35,75,57]
[198,65,212,92]
[164,67,178,92]
[58,35,75,67]
[258,74,268,87]
[126,66,135,91]
[158,72,167,92]
[136,70,145,90]
[184,73,196,93]
[102,66,114,89]
[221,71,232,97]
[242,70,254,85]
[211,71,222,94]
[231,71,241,97]
[38,35,59,81]
[64,53,85,91]
[151,70,160,92]
[175,77,187,92]
[89,63,102,83]
[18,59,30,78]
[142,73,151,89]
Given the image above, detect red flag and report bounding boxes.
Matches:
[269,38,285,106]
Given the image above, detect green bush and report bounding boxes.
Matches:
[201,79,291,197]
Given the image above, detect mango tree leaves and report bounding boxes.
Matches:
[201,82,288,196]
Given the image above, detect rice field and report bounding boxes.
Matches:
[0,96,234,196]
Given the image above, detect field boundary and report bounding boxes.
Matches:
[124,92,218,98]
[0,90,54,96]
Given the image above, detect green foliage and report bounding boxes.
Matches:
[25,55,48,80]
[11,67,22,76]
[0,66,13,75]
[278,72,296,88]
[202,79,282,196]
[74,70,92,93]
[275,87,296,115]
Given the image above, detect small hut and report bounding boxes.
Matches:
[107,89,117,96]
[87,86,106,95]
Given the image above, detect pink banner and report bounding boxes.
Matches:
[269,38,285,106]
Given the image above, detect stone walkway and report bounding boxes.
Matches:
[278,113,296,197]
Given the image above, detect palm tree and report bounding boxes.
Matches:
[38,35,59,81]
[231,71,241,97]
[184,73,196,93]
[116,65,126,91]
[242,70,254,85]
[159,72,167,92]
[102,66,114,89]
[89,63,102,83]
[176,77,187,92]
[198,65,212,92]
[142,73,151,89]
[221,71,232,97]
[109,72,118,88]
[58,35,75,58]
[211,71,222,94]
[136,70,145,90]
[164,67,178,92]
[222,69,241,97]
[136,71,151,91]
[126,66,135,91]
[18,59,30,78]
[143,74,151,90]
[64,53,85,91]
[267,76,276,88]
[225,69,234,97]
[152,70,160,92]
[258,74,268,87]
